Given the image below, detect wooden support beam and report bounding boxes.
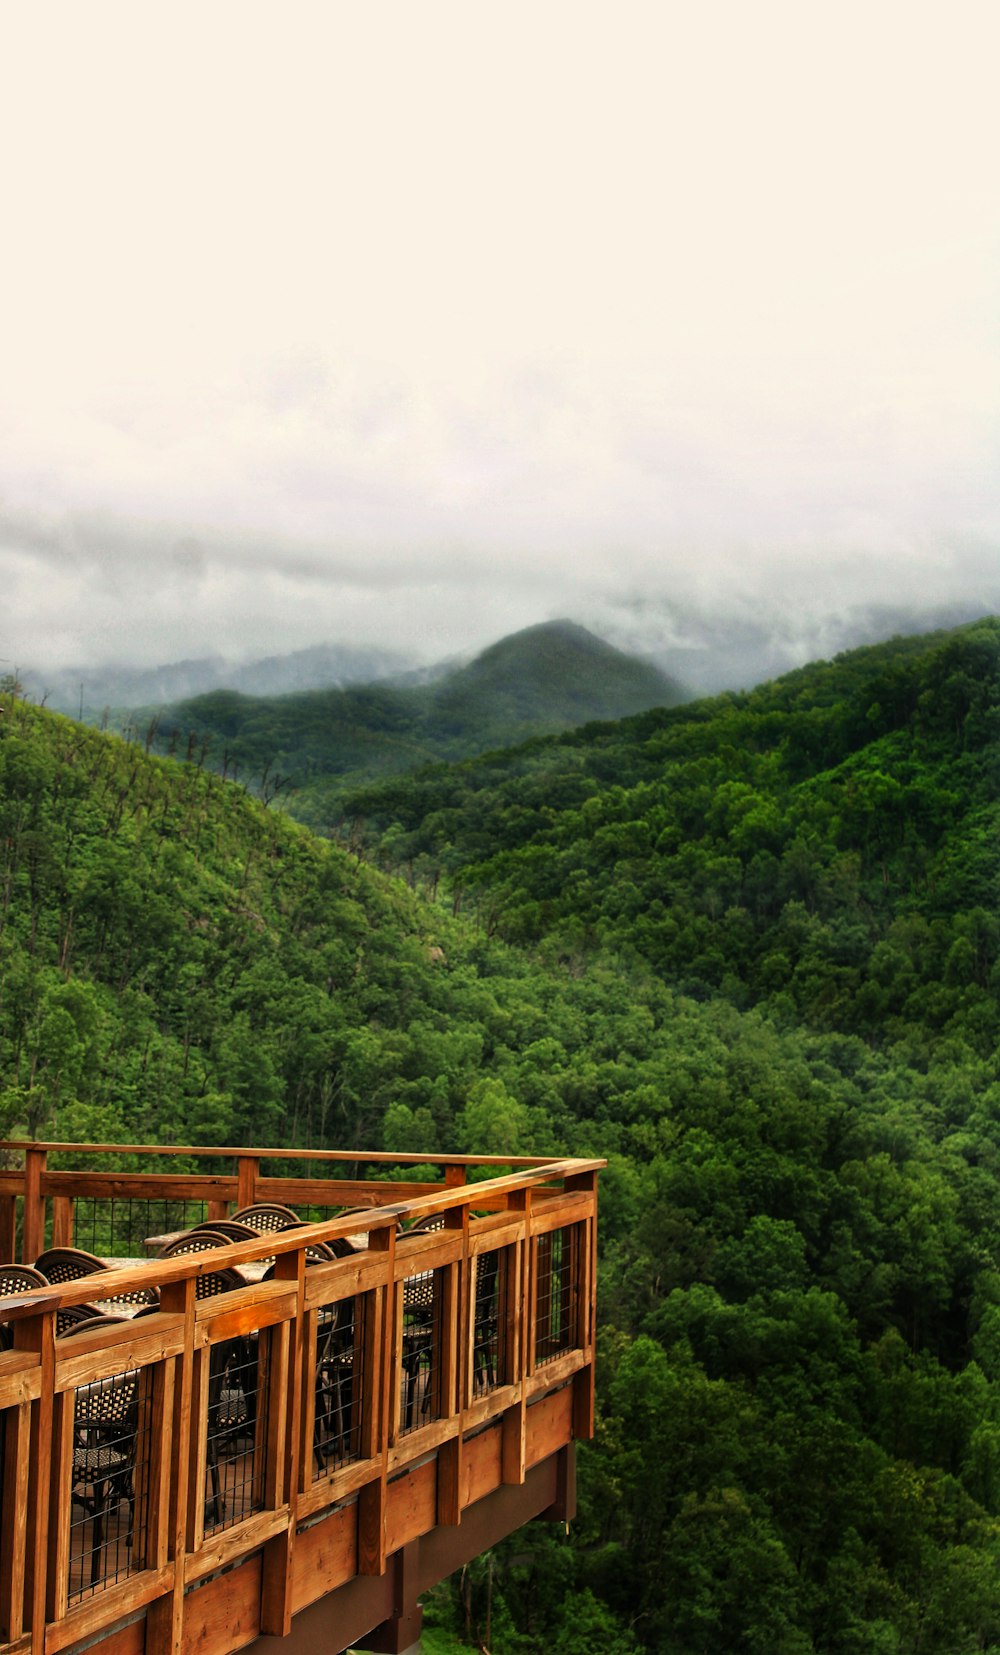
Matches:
[18,1307,55,1655]
[22,1147,46,1265]
[51,1196,73,1249]
[358,1226,394,1577]
[145,1276,196,1655]
[0,1195,16,1266]
[260,1247,302,1637]
[236,1156,261,1213]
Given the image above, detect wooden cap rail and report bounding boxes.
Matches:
[0,1145,601,1655]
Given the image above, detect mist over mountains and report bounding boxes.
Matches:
[17,597,992,718]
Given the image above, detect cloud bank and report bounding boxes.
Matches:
[1,1,997,680]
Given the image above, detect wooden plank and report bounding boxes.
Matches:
[178,1550,262,1655]
[44,1388,73,1622]
[384,1461,437,1555]
[463,1384,521,1435]
[6,1139,564,1168]
[528,1190,595,1235]
[54,1324,187,1392]
[195,1285,296,1342]
[289,1501,357,1617]
[41,1173,237,1203]
[464,1421,503,1507]
[468,1215,525,1253]
[183,1506,290,1585]
[0,1354,41,1412]
[387,1414,461,1473]
[296,1455,381,1522]
[525,1385,574,1467]
[303,1253,391,1309]
[393,1232,464,1277]
[43,1567,172,1654]
[526,1349,586,1398]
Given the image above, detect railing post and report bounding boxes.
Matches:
[51,1195,73,1248]
[260,1244,306,1637]
[22,1146,47,1264]
[16,1305,56,1654]
[0,1196,16,1265]
[236,1155,260,1213]
[437,1199,468,1527]
[358,1225,395,1577]
[146,1276,197,1655]
[567,1171,598,1442]
[502,1189,530,1486]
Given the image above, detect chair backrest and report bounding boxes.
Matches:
[231,1203,301,1232]
[56,1303,103,1336]
[156,1230,229,1259]
[191,1219,260,1243]
[0,1264,49,1296]
[192,1267,247,1301]
[35,1247,109,1284]
[401,1213,445,1235]
[278,1223,355,1262]
[61,1312,128,1335]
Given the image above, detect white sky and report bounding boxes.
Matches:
[1,0,998,672]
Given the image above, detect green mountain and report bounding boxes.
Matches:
[148,620,687,821]
[5,619,1000,1652]
[341,617,1000,1053]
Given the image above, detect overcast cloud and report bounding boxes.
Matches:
[2,1,998,683]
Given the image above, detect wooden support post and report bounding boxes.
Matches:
[444,1163,466,1190]
[17,1307,56,1655]
[436,1202,466,1527]
[51,1195,73,1248]
[0,1396,31,1641]
[236,1156,260,1213]
[22,1147,46,1264]
[364,1538,424,1653]
[358,1226,395,1577]
[146,1277,196,1655]
[260,1247,303,1637]
[567,1171,598,1443]
[0,1196,14,1265]
[502,1191,529,1486]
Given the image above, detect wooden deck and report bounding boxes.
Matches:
[0,1143,601,1655]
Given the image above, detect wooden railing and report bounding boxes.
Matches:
[0,1144,601,1655]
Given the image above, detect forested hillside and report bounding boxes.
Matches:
[148,620,685,823]
[3,621,1000,1651]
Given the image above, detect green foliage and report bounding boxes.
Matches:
[6,621,1000,1650]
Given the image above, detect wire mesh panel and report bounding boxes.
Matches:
[204,1332,271,1534]
[70,1197,209,1259]
[535,1227,576,1367]
[313,1294,367,1474]
[471,1248,508,1399]
[399,1267,440,1436]
[68,1367,153,1602]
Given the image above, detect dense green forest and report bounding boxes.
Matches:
[148,619,685,823]
[3,618,1000,1651]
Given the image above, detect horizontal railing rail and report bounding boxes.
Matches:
[0,1146,601,1655]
